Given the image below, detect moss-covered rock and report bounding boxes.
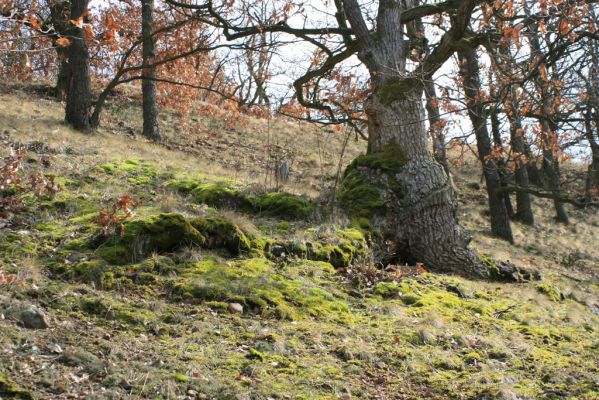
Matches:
[537,283,562,302]
[95,213,205,264]
[73,260,114,289]
[252,192,314,220]
[191,183,252,210]
[191,216,252,255]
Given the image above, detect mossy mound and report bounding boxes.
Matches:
[191,216,252,255]
[94,213,205,264]
[167,257,353,322]
[252,192,314,219]
[191,183,253,210]
[166,176,314,220]
[264,228,368,268]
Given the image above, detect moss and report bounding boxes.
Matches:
[337,168,385,219]
[96,160,159,186]
[378,76,421,105]
[79,296,156,327]
[190,216,252,255]
[172,373,190,383]
[373,282,400,299]
[167,257,353,323]
[247,348,266,361]
[338,142,406,219]
[0,375,33,399]
[537,283,562,302]
[95,213,205,264]
[463,351,484,364]
[191,183,252,210]
[274,221,291,235]
[73,260,114,289]
[253,192,314,220]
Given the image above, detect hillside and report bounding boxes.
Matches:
[0,83,598,400]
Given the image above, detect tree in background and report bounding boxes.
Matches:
[141,0,161,141]
[64,0,92,131]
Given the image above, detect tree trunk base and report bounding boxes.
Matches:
[339,158,539,282]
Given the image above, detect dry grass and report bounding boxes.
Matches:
[1,81,596,277]
[0,82,364,197]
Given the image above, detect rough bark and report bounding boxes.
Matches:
[64,0,92,132]
[459,49,513,243]
[141,0,161,141]
[336,0,505,279]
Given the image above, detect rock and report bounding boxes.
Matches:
[467,182,481,190]
[0,297,50,329]
[270,245,286,257]
[228,303,243,314]
[19,305,49,329]
[61,349,104,374]
[446,284,466,298]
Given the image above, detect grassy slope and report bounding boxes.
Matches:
[0,84,598,400]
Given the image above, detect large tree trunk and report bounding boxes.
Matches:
[359,88,488,278]
[459,49,513,243]
[64,0,92,132]
[335,0,540,281]
[141,0,161,141]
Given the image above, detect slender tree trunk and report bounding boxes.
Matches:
[490,112,515,218]
[64,0,92,131]
[141,0,161,141]
[523,5,568,224]
[424,80,450,175]
[585,105,599,200]
[509,119,535,225]
[50,1,70,100]
[494,44,534,224]
[459,49,513,243]
[584,39,599,201]
[55,47,70,100]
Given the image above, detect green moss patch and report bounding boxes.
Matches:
[191,216,252,255]
[338,142,406,219]
[252,192,314,219]
[96,159,162,186]
[166,176,314,220]
[167,257,354,322]
[94,213,205,264]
